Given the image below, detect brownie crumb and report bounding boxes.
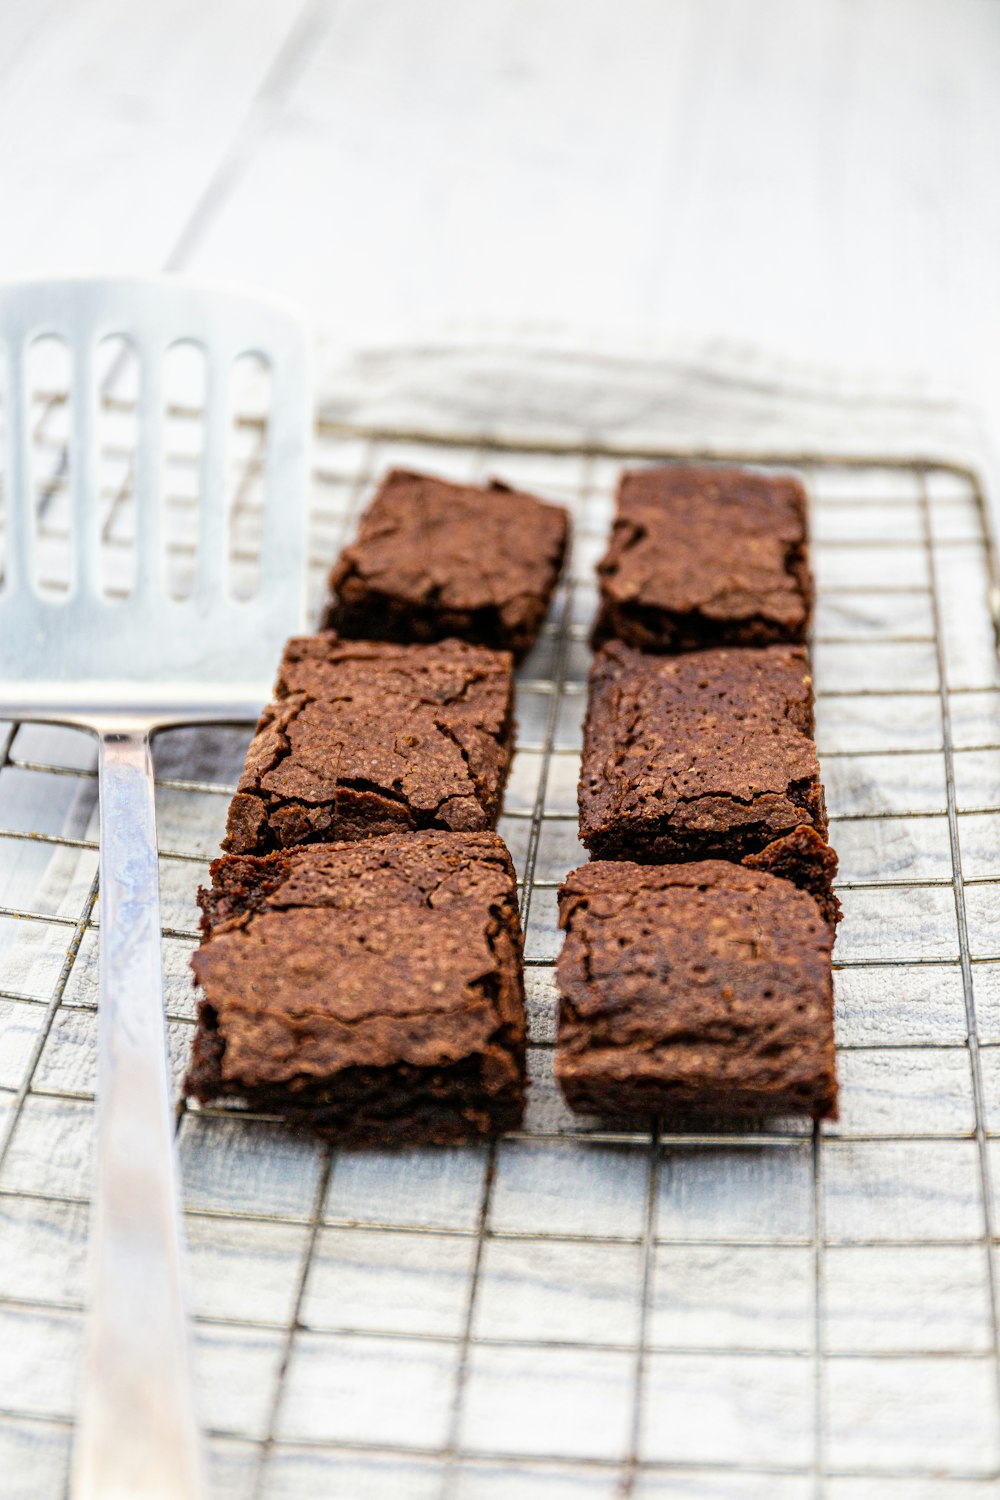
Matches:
[744,824,841,933]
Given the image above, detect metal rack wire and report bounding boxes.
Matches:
[1,392,1000,1499]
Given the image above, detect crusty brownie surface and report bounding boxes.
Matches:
[225,633,515,855]
[186,831,526,1144]
[593,463,812,653]
[325,468,570,661]
[555,860,837,1121]
[579,642,826,864]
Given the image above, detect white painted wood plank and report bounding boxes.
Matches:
[184,0,709,340]
[176,0,1000,442]
[0,0,69,91]
[0,0,323,274]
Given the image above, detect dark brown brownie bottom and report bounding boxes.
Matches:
[555,860,838,1122]
[186,831,526,1144]
[188,1025,519,1145]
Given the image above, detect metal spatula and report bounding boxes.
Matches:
[0,278,310,1499]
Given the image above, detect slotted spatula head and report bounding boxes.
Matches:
[0,276,309,720]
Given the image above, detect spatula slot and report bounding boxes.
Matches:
[26,335,73,601]
[226,351,272,603]
[162,339,207,602]
[95,335,140,601]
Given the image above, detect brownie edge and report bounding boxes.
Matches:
[186,831,526,1145]
[555,860,837,1122]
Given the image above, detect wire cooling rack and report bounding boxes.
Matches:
[2,388,1000,1500]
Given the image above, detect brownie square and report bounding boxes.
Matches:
[185,831,526,1143]
[326,468,570,661]
[555,860,837,1120]
[224,632,515,855]
[579,641,827,867]
[593,463,811,652]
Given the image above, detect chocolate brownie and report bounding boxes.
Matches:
[555,860,837,1120]
[593,463,812,652]
[186,832,526,1143]
[579,642,827,865]
[325,468,570,660]
[224,633,515,854]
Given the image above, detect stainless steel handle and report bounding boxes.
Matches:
[72,729,205,1500]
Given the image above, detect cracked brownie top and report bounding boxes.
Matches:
[593,463,811,653]
[325,468,570,661]
[224,632,515,855]
[555,858,837,1121]
[579,641,826,862]
[186,832,526,1139]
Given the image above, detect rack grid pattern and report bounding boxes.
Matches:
[1,398,1000,1499]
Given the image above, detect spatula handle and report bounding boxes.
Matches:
[72,728,205,1500]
